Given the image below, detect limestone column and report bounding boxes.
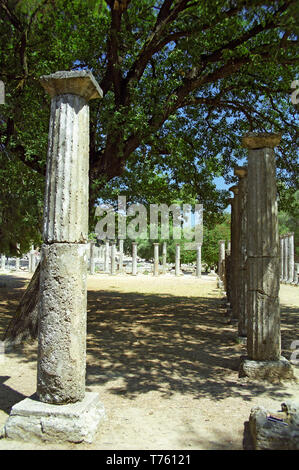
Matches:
[239,132,294,381]
[283,235,288,282]
[234,166,248,339]
[118,239,124,273]
[162,242,167,274]
[37,71,103,404]
[3,71,105,444]
[175,243,180,276]
[153,243,159,276]
[90,241,95,275]
[218,240,226,284]
[110,242,116,275]
[287,233,294,284]
[229,185,240,315]
[104,240,110,273]
[294,263,299,285]
[29,245,36,273]
[196,244,202,278]
[132,242,137,276]
[280,236,284,281]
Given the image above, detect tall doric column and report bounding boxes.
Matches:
[162,242,167,274]
[175,244,180,276]
[196,244,202,278]
[229,185,240,317]
[239,133,294,381]
[287,233,295,284]
[234,166,248,339]
[283,235,288,282]
[4,70,105,443]
[153,243,159,276]
[280,236,284,281]
[132,242,137,276]
[218,240,226,287]
[29,245,36,273]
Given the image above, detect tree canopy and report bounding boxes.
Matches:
[0,0,298,254]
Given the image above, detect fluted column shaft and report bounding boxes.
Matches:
[37,71,102,404]
[243,133,281,361]
[234,167,248,338]
[287,233,294,283]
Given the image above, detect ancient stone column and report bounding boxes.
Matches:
[283,235,288,282]
[218,240,226,285]
[175,244,180,276]
[132,242,137,276]
[153,243,159,276]
[229,185,240,316]
[280,236,284,281]
[90,241,95,275]
[118,239,124,273]
[287,233,295,284]
[1,254,6,271]
[234,166,248,339]
[3,70,105,444]
[162,242,167,274]
[239,133,294,381]
[196,244,202,278]
[37,71,103,403]
[110,242,116,275]
[29,245,36,273]
[104,240,110,273]
[294,263,299,285]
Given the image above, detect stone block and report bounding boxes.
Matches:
[239,356,295,382]
[249,401,299,450]
[3,393,105,444]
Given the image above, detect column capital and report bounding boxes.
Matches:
[242,132,281,149]
[229,185,239,195]
[40,70,103,101]
[234,166,247,178]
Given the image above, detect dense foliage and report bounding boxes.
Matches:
[0,0,298,255]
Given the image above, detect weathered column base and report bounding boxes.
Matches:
[2,392,105,444]
[239,356,295,382]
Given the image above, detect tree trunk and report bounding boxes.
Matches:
[2,262,40,346]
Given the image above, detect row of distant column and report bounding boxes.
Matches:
[218,133,295,381]
[280,233,298,284]
[91,240,202,277]
[0,245,37,273]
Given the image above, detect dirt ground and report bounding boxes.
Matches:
[0,271,298,450]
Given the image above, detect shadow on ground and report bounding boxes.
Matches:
[0,276,298,411]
